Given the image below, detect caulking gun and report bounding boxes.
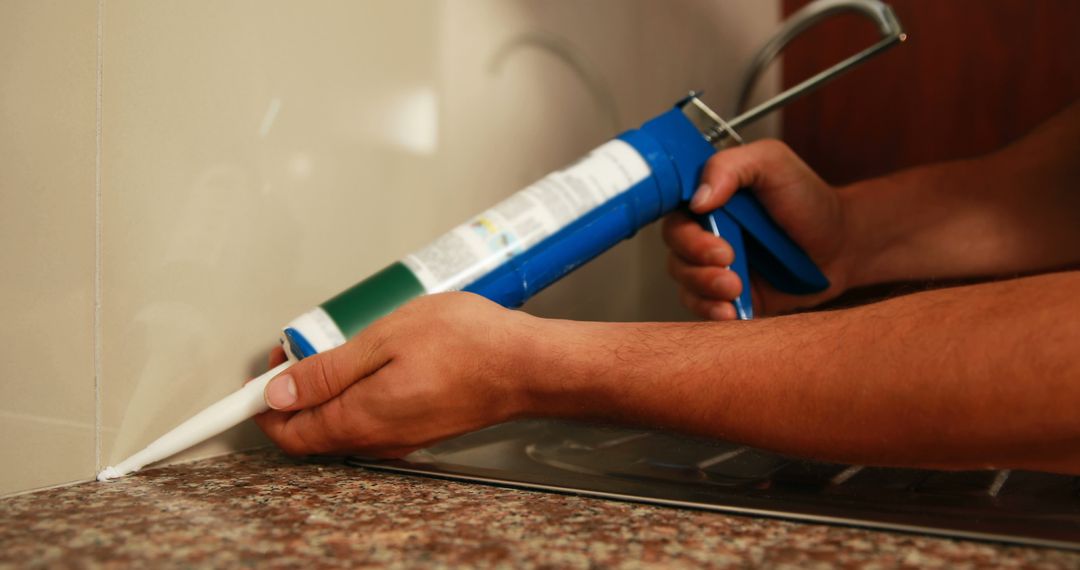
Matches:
[99,0,905,481]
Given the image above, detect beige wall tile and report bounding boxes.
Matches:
[437,1,645,323]
[99,1,444,466]
[0,414,97,495]
[0,0,98,494]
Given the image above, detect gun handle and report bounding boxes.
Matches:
[696,190,829,320]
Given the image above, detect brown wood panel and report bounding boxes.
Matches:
[780,0,1080,185]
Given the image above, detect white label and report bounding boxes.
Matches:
[285,307,348,354]
[402,139,651,293]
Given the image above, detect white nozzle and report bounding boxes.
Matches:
[96,466,123,482]
[96,360,292,481]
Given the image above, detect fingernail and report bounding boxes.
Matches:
[266,375,297,410]
[689,183,713,211]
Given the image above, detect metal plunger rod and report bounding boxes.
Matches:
[726,33,906,133]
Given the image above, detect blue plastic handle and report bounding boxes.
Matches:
[697,190,829,319]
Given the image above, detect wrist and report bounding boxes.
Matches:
[498,310,546,420]
[512,316,621,421]
[503,313,578,420]
[835,180,895,290]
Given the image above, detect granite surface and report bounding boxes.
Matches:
[1,448,1078,569]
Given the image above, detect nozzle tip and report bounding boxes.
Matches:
[96,466,124,482]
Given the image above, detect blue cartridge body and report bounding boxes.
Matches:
[283,96,830,362]
[464,101,829,318]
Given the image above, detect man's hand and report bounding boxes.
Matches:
[666,103,1080,321]
[663,140,855,319]
[254,293,539,458]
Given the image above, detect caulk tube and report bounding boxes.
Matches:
[97,360,293,481]
[282,97,765,357]
[285,96,826,357]
[99,129,662,481]
[465,105,708,306]
[281,135,660,360]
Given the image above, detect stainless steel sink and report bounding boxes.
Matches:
[347,420,1080,550]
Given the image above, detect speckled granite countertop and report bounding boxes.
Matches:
[1,449,1077,569]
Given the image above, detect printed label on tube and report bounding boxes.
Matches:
[403,139,651,293]
[286,307,348,354]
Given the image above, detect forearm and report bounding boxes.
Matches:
[523,271,1080,473]
[839,102,1080,288]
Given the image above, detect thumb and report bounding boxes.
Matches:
[689,139,813,214]
[263,325,392,411]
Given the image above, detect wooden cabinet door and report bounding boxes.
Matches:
[780,0,1080,185]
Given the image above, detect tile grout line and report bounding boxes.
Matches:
[93,0,104,474]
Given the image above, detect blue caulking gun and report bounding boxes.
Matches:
[98,0,906,482]
[280,0,907,357]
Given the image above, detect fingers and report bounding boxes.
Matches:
[689,140,814,214]
[256,369,419,458]
[255,396,352,456]
[254,401,417,459]
[252,409,293,448]
[662,211,743,322]
[268,345,287,368]
[661,212,734,266]
[666,254,742,300]
[678,288,738,321]
[263,321,394,412]
[667,250,742,322]
[688,170,740,214]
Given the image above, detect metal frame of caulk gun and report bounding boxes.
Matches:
[679,0,906,318]
[467,0,906,319]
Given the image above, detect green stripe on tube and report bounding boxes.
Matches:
[320,262,426,340]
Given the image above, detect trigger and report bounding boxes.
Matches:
[699,209,753,320]
[723,191,829,295]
